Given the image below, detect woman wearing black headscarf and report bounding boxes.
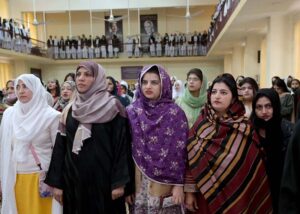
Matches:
[251,88,293,213]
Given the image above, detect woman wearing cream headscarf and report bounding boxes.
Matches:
[0,74,61,214]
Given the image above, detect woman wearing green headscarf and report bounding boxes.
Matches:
[176,68,207,128]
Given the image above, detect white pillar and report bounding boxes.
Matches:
[231,45,244,78]
[266,14,293,85]
[244,35,261,80]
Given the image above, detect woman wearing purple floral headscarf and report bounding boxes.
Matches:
[126,64,189,213]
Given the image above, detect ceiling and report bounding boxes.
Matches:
[209,0,300,55]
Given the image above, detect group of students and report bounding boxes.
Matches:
[47,34,121,60]
[0,17,32,54]
[0,62,299,214]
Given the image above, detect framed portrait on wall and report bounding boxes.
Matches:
[105,17,124,52]
[140,14,157,52]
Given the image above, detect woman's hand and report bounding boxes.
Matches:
[125,194,135,205]
[185,192,198,212]
[172,186,184,205]
[111,186,125,200]
[53,187,63,205]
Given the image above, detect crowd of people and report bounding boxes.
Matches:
[45,30,208,60]
[0,17,32,54]
[1,62,300,214]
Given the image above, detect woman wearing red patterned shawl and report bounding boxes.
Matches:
[126,64,189,213]
[185,73,272,213]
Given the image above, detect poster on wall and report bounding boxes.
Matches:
[105,16,124,52]
[140,14,157,52]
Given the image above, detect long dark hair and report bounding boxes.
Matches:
[47,79,61,97]
[273,78,289,93]
[106,76,118,95]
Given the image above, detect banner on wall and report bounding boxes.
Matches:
[105,16,124,52]
[140,14,157,52]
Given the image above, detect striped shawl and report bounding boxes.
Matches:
[187,102,272,213]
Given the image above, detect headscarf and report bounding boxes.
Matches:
[126,64,188,185]
[187,74,272,213]
[172,80,184,100]
[12,74,59,152]
[251,88,282,141]
[176,75,207,128]
[0,74,60,214]
[63,61,126,154]
[53,80,76,111]
[251,88,285,210]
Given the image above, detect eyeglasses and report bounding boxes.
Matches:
[255,104,272,111]
[187,77,200,82]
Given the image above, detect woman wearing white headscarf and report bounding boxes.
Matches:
[172,80,185,100]
[0,74,61,214]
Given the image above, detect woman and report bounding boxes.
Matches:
[1,80,17,123]
[2,79,17,106]
[290,78,300,121]
[235,75,244,98]
[185,73,272,213]
[45,61,131,214]
[53,81,76,112]
[0,74,61,214]
[176,68,207,128]
[126,64,188,213]
[46,79,60,107]
[63,73,75,82]
[280,120,300,213]
[273,78,294,121]
[251,88,293,213]
[239,77,259,118]
[172,80,185,100]
[106,76,130,107]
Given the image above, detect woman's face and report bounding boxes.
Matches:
[75,67,95,93]
[16,80,33,103]
[141,72,161,101]
[6,81,15,95]
[273,85,283,95]
[187,74,202,93]
[61,82,73,101]
[291,80,300,90]
[47,80,57,90]
[175,82,180,91]
[210,82,233,116]
[106,78,114,93]
[240,82,254,101]
[255,96,273,121]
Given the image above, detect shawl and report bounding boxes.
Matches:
[126,64,188,185]
[176,75,207,128]
[187,94,272,213]
[0,74,60,214]
[60,61,126,154]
